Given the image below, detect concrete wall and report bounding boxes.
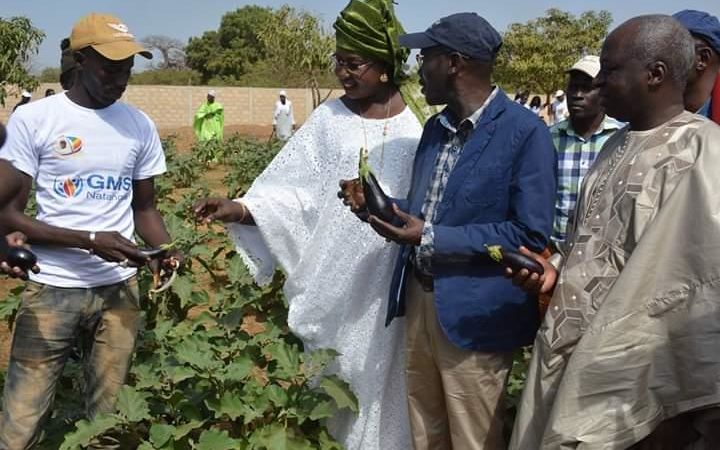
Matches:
[0,84,341,130]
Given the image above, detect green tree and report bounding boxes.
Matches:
[257,5,336,107]
[0,16,44,106]
[495,9,612,101]
[130,68,201,85]
[185,6,273,83]
[38,66,61,83]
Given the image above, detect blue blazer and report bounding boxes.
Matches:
[387,91,557,352]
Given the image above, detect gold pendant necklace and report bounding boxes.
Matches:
[359,95,393,178]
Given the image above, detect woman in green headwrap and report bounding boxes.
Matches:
[194,1,420,448]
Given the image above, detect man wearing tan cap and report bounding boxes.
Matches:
[0,13,181,449]
[549,55,621,249]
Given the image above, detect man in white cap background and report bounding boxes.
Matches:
[549,89,569,125]
[272,89,295,141]
[193,89,224,143]
[0,12,181,448]
[11,91,32,113]
[550,55,622,248]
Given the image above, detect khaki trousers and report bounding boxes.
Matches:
[405,276,513,450]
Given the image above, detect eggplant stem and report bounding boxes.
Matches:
[485,244,504,263]
[149,269,178,297]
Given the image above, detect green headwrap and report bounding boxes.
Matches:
[333,0,438,123]
[333,0,409,84]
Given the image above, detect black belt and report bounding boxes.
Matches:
[412,262,434,292]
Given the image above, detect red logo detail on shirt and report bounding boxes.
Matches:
[53,177,84,198]
[54,135,83,157]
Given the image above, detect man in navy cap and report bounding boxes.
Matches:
[673,9,720,123]
[344,12,556,449]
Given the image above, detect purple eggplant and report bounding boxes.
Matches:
[6,247,37,271]
[486,245,544,275]
[358,148,396,223]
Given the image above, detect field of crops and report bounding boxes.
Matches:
[0,131,530,449]
[0,135,357,449]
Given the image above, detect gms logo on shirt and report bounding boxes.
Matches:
[53,174,132,201]
[54,135,83,157]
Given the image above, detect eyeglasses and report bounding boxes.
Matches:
[416,49,469,66]
[330,54,374,74]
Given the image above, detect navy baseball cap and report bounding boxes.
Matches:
[399,12,502,62]
[673,10,720,55]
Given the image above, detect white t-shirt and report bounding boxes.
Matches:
[0,93,166,288]
[551,98,569,124]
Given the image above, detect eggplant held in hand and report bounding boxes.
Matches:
[358,147,396,223]
[485,244,544,275]
[6,246,37,271]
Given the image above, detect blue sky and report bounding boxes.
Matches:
[4,0,718,70]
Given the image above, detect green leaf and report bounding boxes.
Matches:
[59,414,120,450]
[308,399,334,421]
[266,384,288,408]
[173,420,205,439]
[175,335,218,370]
[132,362,162,389]
[116,385,151,422]
[137,442,155,450]
[221,355,254,382]
[226,254,253,285]
[318,430,343,450]
[205,392,245,420]
[320,375,358,413]
[265,341,300,378]
[171,275,194,303]
[165,365,197,384]
[302,348,339,378]
[149,423,176,447]
[251,424,314,450]
[196,429,240,450]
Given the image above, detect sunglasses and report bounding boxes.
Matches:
[330,54,374,74]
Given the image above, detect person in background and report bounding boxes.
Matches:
[515,89,530,108]
[0,13,181,449]
[509,15,720,450]
[550,55,621,248]
[673,9,720,123]
[193,89,224,142]
[11,91,31,113]
[549,89,568,125]
[272,89,295,141]
[529,95,543,116]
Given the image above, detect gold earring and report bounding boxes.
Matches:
[379,73,389,83]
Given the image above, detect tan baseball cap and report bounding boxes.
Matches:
[70,13,152,61]
[567,55,601,78]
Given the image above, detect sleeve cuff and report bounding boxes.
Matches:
[417,222,434,259]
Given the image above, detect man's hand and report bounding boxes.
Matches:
[193,198,247,224]
[338,179,368,220]
[368,204,424,245]
[90,231,149,267]
[505,246,557,295]
[0,232,40,279]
